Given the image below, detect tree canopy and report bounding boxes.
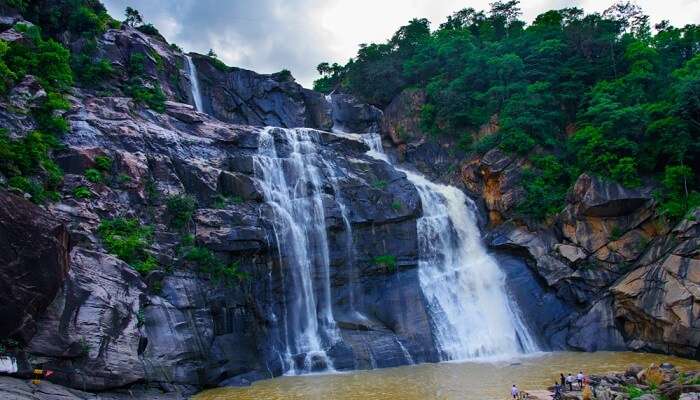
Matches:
[314,0,700,220]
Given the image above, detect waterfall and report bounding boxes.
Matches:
[357,133,538,360]
[185,55,204,112]
[253,127,340,374]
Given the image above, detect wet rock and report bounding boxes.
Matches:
[566,296,626,351]
[327,93,383,133]
[217,171,262,201]
[0,191,70,343]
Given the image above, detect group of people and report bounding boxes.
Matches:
[553,371,587,398]
[509,371,587,399]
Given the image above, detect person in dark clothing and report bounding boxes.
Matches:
[553,382,562,399]
[560,374,566,390]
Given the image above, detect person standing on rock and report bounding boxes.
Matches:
[554,382,562,399]
[511,384,520,399]
[566,373,574,391]
[577,371,584,390]
[560,373,566,390]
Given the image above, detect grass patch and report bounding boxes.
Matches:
[373,254,398,272]
[72,186,91,199]
[98,217,157,275]
[182,244,248,285]
[166,194,196,230]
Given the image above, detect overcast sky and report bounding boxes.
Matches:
[101,0,700,88]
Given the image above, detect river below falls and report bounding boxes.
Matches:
[194,352,700,400]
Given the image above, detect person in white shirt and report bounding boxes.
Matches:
[577,371,584,390]
[511,384,520,399]
[566,373,574,391]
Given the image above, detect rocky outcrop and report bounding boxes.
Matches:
[0,81,431,393]
[462,148,527,225]
[27,248,147,391]
[327,93,382,133]
[192,55,312,127]
[381,88,427,145]
[0,376,190,399]
[0,191,70,343]
[463,147,699,357]
[611,209,700,358]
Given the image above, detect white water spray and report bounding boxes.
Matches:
[253,127,340,374]
[185,55,204,112]
[357,132,538,360]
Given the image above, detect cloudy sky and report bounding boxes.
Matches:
[102,0,700,88]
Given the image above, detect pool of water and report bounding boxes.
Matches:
[194,352,700,400]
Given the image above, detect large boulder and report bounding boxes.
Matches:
[192,55,319,129]
[381,88,427,145]
[327,93,382,133]
[461,148,527,225]
[567,173,653,218]
[27,248,147,391]
[610,209,700,358]
[0,191,70,343]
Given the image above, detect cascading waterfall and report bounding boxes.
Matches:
[253,127,340,374]
[358,132,538,360]
[185,55,204,112]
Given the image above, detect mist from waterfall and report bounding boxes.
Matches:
[357,132,538,360]
[253,127,340,375]
[185,55,204,112]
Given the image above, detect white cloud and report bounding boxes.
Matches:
[102,0,700,88]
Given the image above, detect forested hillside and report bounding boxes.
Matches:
[315,1,700,220]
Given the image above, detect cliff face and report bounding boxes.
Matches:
[1,6,698,398]
[380,86,700,360]
[0,20,442,393]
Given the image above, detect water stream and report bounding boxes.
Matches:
[359,132,538,360]
[253,127,340,375]
[186,55,204,112]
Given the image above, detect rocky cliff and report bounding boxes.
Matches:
[379,86,700,360]
[0,16,444,396]
[1,4,699,399]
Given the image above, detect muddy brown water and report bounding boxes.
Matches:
[194,352,700,400]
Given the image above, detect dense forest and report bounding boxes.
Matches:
[314,1,700,220]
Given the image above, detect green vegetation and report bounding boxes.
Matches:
[79,337,90,356]
[125,83,166,112]
[373,255,398,272]
[72,186,92,199]
[84,168,103,183]
[0,18,77,202]
[166,194,196,230]
[94,155,112,171]
[316,1,700,220]
[373,180,388,190]
[124,50,166,112]
[20,0,115,40]
[212,194,242,209]
[98,218,158,275]
[391,201,402,211]
[609,226,624,241]
[182,244,248,285]
[656,165,700,220]
[136,309,145,327]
